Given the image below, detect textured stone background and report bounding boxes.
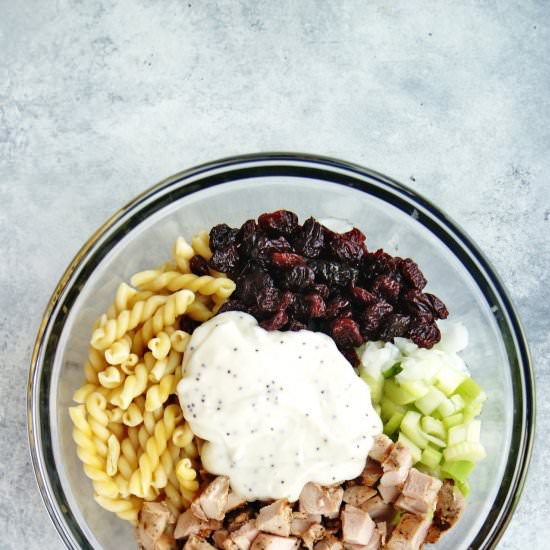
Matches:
[1,1,548,548]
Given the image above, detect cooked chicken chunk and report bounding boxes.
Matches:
[225,492,247,513]
[256,500,292,537]
[380,443,412,487]
[299,483,344,516]
[250,533,300,550]
[358,458,383,487]
[425,480,465,544]
[174,509,222,539]
[385,513,431,550]
[196,476,231,521]
[225,520,260,550]
[301,523,325,550]
[341,505,375,545]
[343,486,377,508]
[368,434,393,462]
[395,469,442,516]
[377,484,402,505]
[213,529,230,549]
[313,535,343,550]
[185,536,217,550]
[137,502,176,550]
[290,512,323,536]
[360,495,394,521]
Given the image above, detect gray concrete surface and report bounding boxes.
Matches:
[1,0,548,548]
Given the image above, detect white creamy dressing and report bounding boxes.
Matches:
[177,312,382,501]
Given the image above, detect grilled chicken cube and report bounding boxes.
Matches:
[175,509,222,539]
[343,486,377,508]
[256,500,293,537]
[425,480,465,544]
[368,434,393,463]
[185,536,217,550]
[380,443,412,487]
[225,492,247,513]
[358,459,383,487]
[360,495,394,521]
[299,483,344,516]
[250,533,300,550]
[290,512,323,536]
[137,502,176,549]
[377,484,402,505]
[395,469,442,516]
[213,530,230,549]
[314,535,343,550]
[385,513,431,550]
[225,520,260,550]
[197,476,231,521]
[341,505,375,546]
[301,524,326,550]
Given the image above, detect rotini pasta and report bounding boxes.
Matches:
[173,236,194,273]
[98,366,124,389]
[191,230,212,260]
[147,331,171,360]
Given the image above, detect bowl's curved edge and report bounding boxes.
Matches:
[27,151,535,550]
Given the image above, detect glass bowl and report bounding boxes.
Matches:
[28,153,535,550]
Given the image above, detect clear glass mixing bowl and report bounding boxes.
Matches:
[28,153,534,549]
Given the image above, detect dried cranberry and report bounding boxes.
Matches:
[360,301,394,337]
[256,287,283,313]
[341,227,367,246]
[324,297,352,320]
[349,286,377,307]
[209,223,238,251]
[189,255,209,276]
[408,320,441,348]
[362,249,397,281]
[260,310,289,330]
[403,290,438,317]
[308,260,358,287]
[236,265,274,305]
[400,258,427,290]
[279,264,315,291]
[250,236,293,267]
[329,234,365,264]
[378,314,411,340]
[339,347,360,368]
[331,318,363,348]
[371,275,401,303]
[287,320,307,331]
[310,283,330,299]
[236,219,258,256]
[425,293,449,319]
[291,293,326,321]
[292,217,325,258]
[271,252,306,269]
[258,210,298,237]
[208,244,240,273]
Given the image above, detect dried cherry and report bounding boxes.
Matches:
[189,255,210,276]
[331,318,363,348]
[209,223,238,251]
[292,217,325,258]
[258,210,298,237]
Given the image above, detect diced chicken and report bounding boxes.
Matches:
[343,486,377,508]
[174,509,221,539]
[290,512,323,536]
[227,520,261,550]
[360,496,394,521]
[377,484,402,505]
[301,524,325,550]
[227,507,256,532]
[213,529,230,549]
[314,535,343,550]
[380,443,412,487]
[385,513,431,550]
[358,459,383,487]
[197,476,231,521]
[256,500,292,537]
[364,527,381,550]
[425,480,465,544]
[368,434,393,462]
[137,502,176,550]
[192,501,209,521]
[225,492,247,513]
[185,536,217,550]
[395,469,442,516]
[341,505,375,546]
[250,533,300,550]
[155,533,177,550]
[299,483,344,516]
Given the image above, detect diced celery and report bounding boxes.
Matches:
[437,397,456,418]
[383,362,403,378]
[455,377,482,403]
[383,379,417,405]
[443,413,464,430]
[415,386,446,415]
[441,460,475,482]
[441,460,475,483]
[463,394,486,421]
[380,396,407,422]
[450,394,466,413]
[455,479,471,496]
[360,369,384,404]
[466,420,481,443]
[398,432,422,463]
[399,380,430,400]
[401,411,428,449]
[448,424,467,446]
[384,412,405,436]
[444,442,486,462]
[421,416,447,440]
[391,511,402,526]
[422,432,447,448]
[435,366,467,395]
[420,446,443,469]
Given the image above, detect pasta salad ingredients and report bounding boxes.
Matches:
[176,311,382,501]
[208,211,449,366]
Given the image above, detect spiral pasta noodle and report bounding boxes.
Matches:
[173,236,195,273]
[191,230,212,260]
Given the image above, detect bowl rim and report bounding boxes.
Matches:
[27,151,535,549]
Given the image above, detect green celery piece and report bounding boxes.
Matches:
[455,479,471,497]
[383,362,403,379]
[401,411,429,449]
[455,378,483,403]
[380,396,407,422]
[360,369,384,404]
[398,432,422,463]
[420,446,443,469]
[441,460,475,483]
[399,379,430,400]
[415,386,446,416]
[384,379,417,405]
[384,412,405,436]
[421,416,447,440]
[443,413,464,430]
[391,511,402,526]
[443,441,487,462]
[447,424,467,446]
[435,365,466,396]
[437,397,455,418]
